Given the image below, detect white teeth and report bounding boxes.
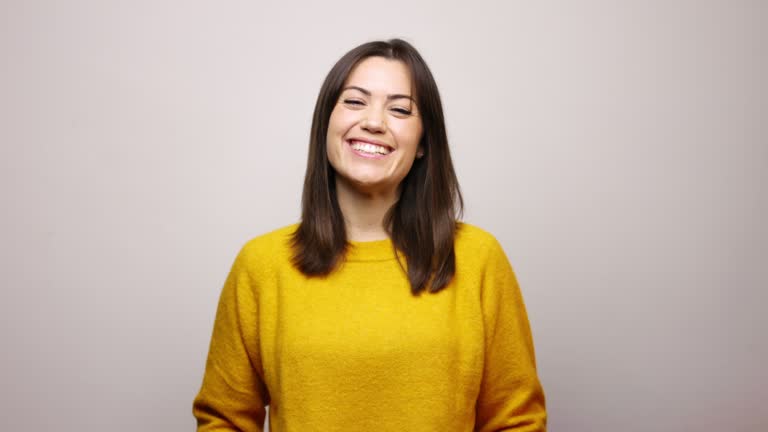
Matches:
[350,141,391,155]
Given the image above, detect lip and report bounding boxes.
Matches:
[346,137,395,160]
[346,137,395,151]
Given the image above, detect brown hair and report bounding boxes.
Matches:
[291,38,463,296]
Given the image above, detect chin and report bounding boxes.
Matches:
[342,169,383,185]
[338,175,392,194]
[350,177,387,189]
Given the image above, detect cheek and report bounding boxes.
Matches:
[326,110,346,159]
[327,109,342,138]
[328,108,357,137]
[394,122,423,154]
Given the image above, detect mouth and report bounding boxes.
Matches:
[346,139,395,159]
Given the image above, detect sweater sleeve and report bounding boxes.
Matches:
[193,243,270,431]
[475,236,547,431]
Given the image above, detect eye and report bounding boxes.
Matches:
[390,107,413,116]
[343,99,365,106]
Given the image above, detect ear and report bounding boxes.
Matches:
[416,146,424,159]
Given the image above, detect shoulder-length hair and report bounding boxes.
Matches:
[291,38,463,296]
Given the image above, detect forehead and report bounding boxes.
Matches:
[344,57,413,95]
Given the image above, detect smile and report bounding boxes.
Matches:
[347,139,394,158]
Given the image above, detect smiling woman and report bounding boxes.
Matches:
[291,40,464,292]
[193,39,547,431]
[327,58,424,203]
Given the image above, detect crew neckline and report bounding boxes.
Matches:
[346,237,399,262]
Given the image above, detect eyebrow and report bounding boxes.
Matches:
[342,85,416,103]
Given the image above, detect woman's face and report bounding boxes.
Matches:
[326,56,424,195]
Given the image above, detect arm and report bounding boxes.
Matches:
[475,237,547,431]
[193,243,270,431]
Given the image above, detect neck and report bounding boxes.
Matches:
[336,178,399,242]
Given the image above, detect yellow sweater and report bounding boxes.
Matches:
[193,223,546,431]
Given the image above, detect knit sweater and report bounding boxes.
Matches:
[193,223,546,431]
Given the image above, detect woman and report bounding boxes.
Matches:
[193,38,547,431]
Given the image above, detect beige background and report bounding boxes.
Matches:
[1,1,766,430]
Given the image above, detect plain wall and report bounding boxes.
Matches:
[1,1,766,430]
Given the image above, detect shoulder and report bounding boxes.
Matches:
[454,222,514,275]
[455,222,506,257]
[241,223,298,253]
[454,223,521,301]
[233,223,299,273]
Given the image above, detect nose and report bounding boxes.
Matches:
[361,108,387,134]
